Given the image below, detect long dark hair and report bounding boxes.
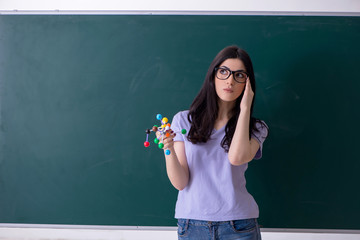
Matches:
[187,45,266,152]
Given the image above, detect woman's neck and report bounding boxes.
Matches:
[217,100,235,121]
[214,100,235,130]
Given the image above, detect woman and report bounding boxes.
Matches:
[161,46,268,240]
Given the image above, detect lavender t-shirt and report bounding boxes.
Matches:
[171,110,268,221]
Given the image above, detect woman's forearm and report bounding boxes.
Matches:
[164,143,189,190]
[228,107,252,166]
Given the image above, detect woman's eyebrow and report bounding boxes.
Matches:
[218,65,230,69]
[219,65,246,72]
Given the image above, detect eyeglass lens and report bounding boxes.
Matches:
[216,68,247,83]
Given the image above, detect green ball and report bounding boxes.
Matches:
[181,129,187,134]
[158,143,164,149]
[154,138,159,144]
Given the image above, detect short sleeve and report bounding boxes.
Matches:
[171,111,188,142]
[251,120,269,160]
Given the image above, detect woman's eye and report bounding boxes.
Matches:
[219,69,229,75]
[235,72,245,78]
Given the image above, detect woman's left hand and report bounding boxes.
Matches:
[240,77,254,110]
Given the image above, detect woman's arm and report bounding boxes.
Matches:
[228,78,260,166]
[162,135,189,190]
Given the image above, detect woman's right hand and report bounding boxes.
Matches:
[157,128,189,191]
[156,130,176,151]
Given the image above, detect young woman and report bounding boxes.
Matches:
[161,46,268,240]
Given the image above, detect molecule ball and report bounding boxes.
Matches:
[152,126,158,132]
[165,149,171,155]
[154,138,160,144]
[158,143,164,149]
[144,141,150,147]
[181,129,187,134]
[156,114,162,120]
[162,117,168,124]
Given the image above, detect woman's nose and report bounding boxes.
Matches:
[226,74,235,85]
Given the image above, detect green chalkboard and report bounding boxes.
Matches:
[0,15,359,229]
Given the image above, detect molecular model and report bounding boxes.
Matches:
[144,114,187,155]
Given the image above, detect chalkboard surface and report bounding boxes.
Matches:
[0,15,359,229]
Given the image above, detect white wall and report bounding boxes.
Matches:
[0,0,359,14]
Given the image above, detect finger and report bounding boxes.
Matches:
[157,130,175,142]
[163,132,176,142]
[163,138,174,149]
[164,130,175,138]
[246,77,253,92]
[164,135,174,142]
[243,78,250,95]
[164,132,176,140]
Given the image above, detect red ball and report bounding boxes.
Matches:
[144,141,150,147]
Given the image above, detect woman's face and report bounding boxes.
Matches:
[215,58,247,105]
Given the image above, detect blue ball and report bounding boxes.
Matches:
[156,114,162,120]
[165,149,171,155]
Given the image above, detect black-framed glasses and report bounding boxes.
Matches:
[214,67,248,83]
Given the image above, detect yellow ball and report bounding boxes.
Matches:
[162,117,168,124]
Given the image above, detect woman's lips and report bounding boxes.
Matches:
[223,88,233,93]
